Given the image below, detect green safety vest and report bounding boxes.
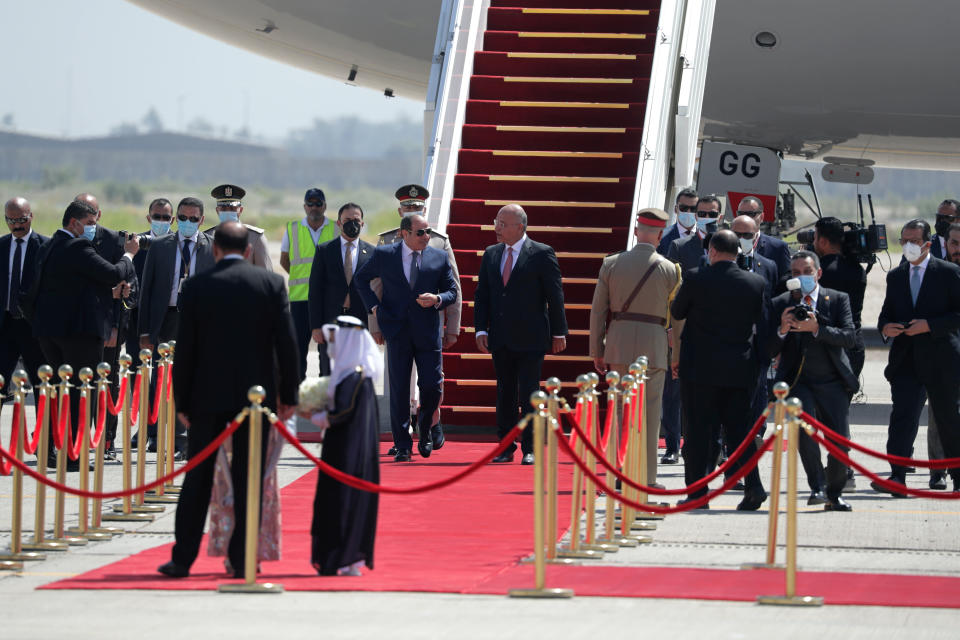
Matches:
[287,219,336,301]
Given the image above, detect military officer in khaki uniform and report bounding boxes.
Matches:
[371,184,462,452]
[206,184,273,271]
[589,207,681,484]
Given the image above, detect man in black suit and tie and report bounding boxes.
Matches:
[354,213,458,462]
[159,222,299,578]
[667,194,724,274]
[656,187,699,255]
[125,198,175,360]
[138,197,215,456]
[875,219,960,494]
[929,199,960,261]
[31,200,139,470]
[0,197,48,411]
[309,203,374,376]
[475,204,568,465]
[769,251,858,511]
[737,195,791,280]
[671,230,767,510]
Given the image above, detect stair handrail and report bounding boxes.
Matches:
[629,0,709,246]
[423,0,490,234]
[422,0,461,179]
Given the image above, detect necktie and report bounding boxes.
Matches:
[910,265,922,306]
[804,295,813,307]
[502,246,513,286]
[180,240,192,281]
[8,238,23,316]
[343,242,354,307]
[409,250,420,288]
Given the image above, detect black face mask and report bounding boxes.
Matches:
[342,219,362,239]
[935,215,952,238]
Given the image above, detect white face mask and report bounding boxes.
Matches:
[739,237,755,255]
[677,212,696,229]
[903,241,925,263]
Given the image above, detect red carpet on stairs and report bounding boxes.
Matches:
[441,1,662,427]
[41,442,960,607]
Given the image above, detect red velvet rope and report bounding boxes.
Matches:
[269,412,525,494]
[0,412,245,498]
[562,406,769,496]
[51,393,70,450]
[557,426,778,513]
[568,400,584,450]
[66,395,88,461]
[148,364,166,425]
[91,390,108,448]
[0,403,18,476]
[617,391,633,467]
[801,411,960,469]
[129,371,143,425]
[599,394,615,453]
[21,393,48,456]
[105,376,128,416]
[808,429,960,499]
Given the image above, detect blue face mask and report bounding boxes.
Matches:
[218,211,239,224]
[150,220,171,236]
[696,216,717,232]
[178,220,199,238]
[81,224,97,242]
[677,212,696,229]
[798,275,817,294]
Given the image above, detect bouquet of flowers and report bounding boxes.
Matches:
[298,376,331,432]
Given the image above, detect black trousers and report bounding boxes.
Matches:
[290,301,325,379]
[386,333,442,451]
[171,411,267,572]
[791,377,851,499]
[660,366,682,453]
[681,381,764,499]
[143,307,186,449]
[888,365,960,481]
[492,348,544,455]
[39,335,104,456]
[0,313,45,404]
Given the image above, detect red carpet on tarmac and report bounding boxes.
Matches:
[43,442,960,608]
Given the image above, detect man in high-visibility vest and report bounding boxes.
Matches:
[281,188,337,380]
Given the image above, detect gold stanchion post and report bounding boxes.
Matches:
[633,356,664,520]
[164,340,179,494]
[743,383,788,570]
[145,344,176,504]
[52,365,86,547]
[617,368,655,541]
[597,371,637,548]
[136,349,167,510]
[22,366,67,552]
[1,372,46,566]
[543,378,575,565]
[105,354,154,522]
[579,372,616,553]
[758,398,823,606]
[509,391,573,598]
[68,368,111,541]
[219,386,283,594]
[556,376,602,560]
[87,363,123,536]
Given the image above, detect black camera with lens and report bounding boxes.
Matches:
[790,303,815,321]
[119,231,152,250]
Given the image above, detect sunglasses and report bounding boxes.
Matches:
[412,228,432,237]
[177,214,202,223]
[150,214,173,222]
[5,216,29,225]
[305,201,325,207]
[734,231,756,240]
[677,204,697,213]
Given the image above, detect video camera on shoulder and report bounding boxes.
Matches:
[795,194,886,265]
[785,278,816,321]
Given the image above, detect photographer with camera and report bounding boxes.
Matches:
[768,250,858,511]
[808,217,868,379]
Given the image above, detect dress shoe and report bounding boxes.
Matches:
[157,561,189,578]
[737,491,767,511]
[46,452,58,467]
[394,449,412,462]
[387,446,398,456]
[905,466,916,474]
[870,475,907,498]
[173,449,186,462]
[824,497,852,512]
[677,497,709,509]
[660,451,679,465]
[733,481,746,491]
[929,473,947,490]
[146,437,157,453]
[807,490,828,506]
[521,453,535,465]
[492,451,514,464]
[431,424,445,450]
[417,437,433,458]
[104,442,117,461]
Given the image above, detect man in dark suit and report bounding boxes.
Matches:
[929,199,960,261]
[769,251,858,511]
[876,219,960,494]
[159,221,298,578]
[657,187,698,255]
[32,200,139,470]
[125,198,175,359]
[138,197,215,456]
[667,194,724,274]
[736,195,791,280]
[0,197,48,411]
[474,204,568,465]
[671,230,767,510]
[354,213,458,462]
[309,203,374,377]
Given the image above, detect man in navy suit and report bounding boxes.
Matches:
[668,194,724,275]
[929,199,960,261]
[876,219,960,494]
[0,197,48,410]
[736,196,791,280]
[309,203,375,371]
[475,204,568,465]
[657,187,699,256]
[354,213,458,462]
